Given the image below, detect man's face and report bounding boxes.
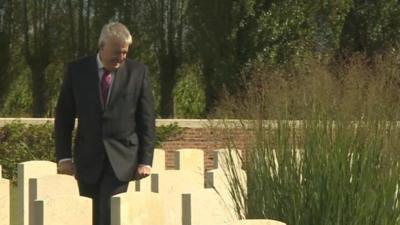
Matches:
[99,37,129,71]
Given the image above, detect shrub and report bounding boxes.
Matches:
[174,64,206,118]
[0,121,182,182]
[0,121,55,182]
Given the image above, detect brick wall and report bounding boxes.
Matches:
[161,126,251,170]
[0,118,252,170]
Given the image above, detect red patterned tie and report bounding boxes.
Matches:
[101,68,112,106]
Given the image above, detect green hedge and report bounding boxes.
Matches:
[0,121,182,182]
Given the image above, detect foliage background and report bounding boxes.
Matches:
[2,0,400,118]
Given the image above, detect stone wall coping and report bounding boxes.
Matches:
[2,118,379,129]
[0,118,221,128]
[0,118,256,129]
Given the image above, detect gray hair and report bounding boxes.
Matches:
[98,22,132,48]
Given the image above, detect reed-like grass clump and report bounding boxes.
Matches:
[215,55,400,225]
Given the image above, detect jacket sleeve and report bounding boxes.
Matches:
[135,65,156,166]
[54,63,76,161]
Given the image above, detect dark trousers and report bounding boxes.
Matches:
[78,157,129,225]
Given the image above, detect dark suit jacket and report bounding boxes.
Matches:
[55,55,156,183]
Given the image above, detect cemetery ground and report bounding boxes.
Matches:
[1,149,288,225]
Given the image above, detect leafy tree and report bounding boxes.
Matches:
[2,0,400,119]
[173,64,205,118]
[339,0,400,56]
[21,0,60,116]
[0,0,13,107]
[187,0,252,113]
[140,0,187,118]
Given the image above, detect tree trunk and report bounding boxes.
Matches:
[159,56,177,118]
[86,0,92,52]
[30,65,47,117]
[203,64,218,115]
[78,0,86,56]
[67,0,76,58]
[0,32,11,106]
[22,0,52,117]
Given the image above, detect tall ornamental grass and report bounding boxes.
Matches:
[215,55,400,225]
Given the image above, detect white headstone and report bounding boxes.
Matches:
[151,170,204,194]
[182,189,236,225]
[228,220,286,225]
[206,149,247,219]
[150,169,204,225]
[0,176,10,225]
[29,174,79,225]
[111,191,165,225]
[34,195,91,225]
[152,148,166,171]
[175,149,204,176]
[213,149,243,170]
[128,148,166,193]
[17,161,57,225]
[131,176,151,193]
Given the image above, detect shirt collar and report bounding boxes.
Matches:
[96,53,105,70]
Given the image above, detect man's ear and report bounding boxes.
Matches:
[99,42,105,50]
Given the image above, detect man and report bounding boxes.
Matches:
[55,22,155,225]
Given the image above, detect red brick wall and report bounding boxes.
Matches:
[161,127,250,170]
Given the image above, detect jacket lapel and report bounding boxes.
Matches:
[87,56,103,112]
[107,61,127,109]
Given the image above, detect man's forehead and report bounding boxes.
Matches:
[104,37,129,48]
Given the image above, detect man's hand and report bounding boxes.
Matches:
[57,160,75,176]
[135,164,151,179]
